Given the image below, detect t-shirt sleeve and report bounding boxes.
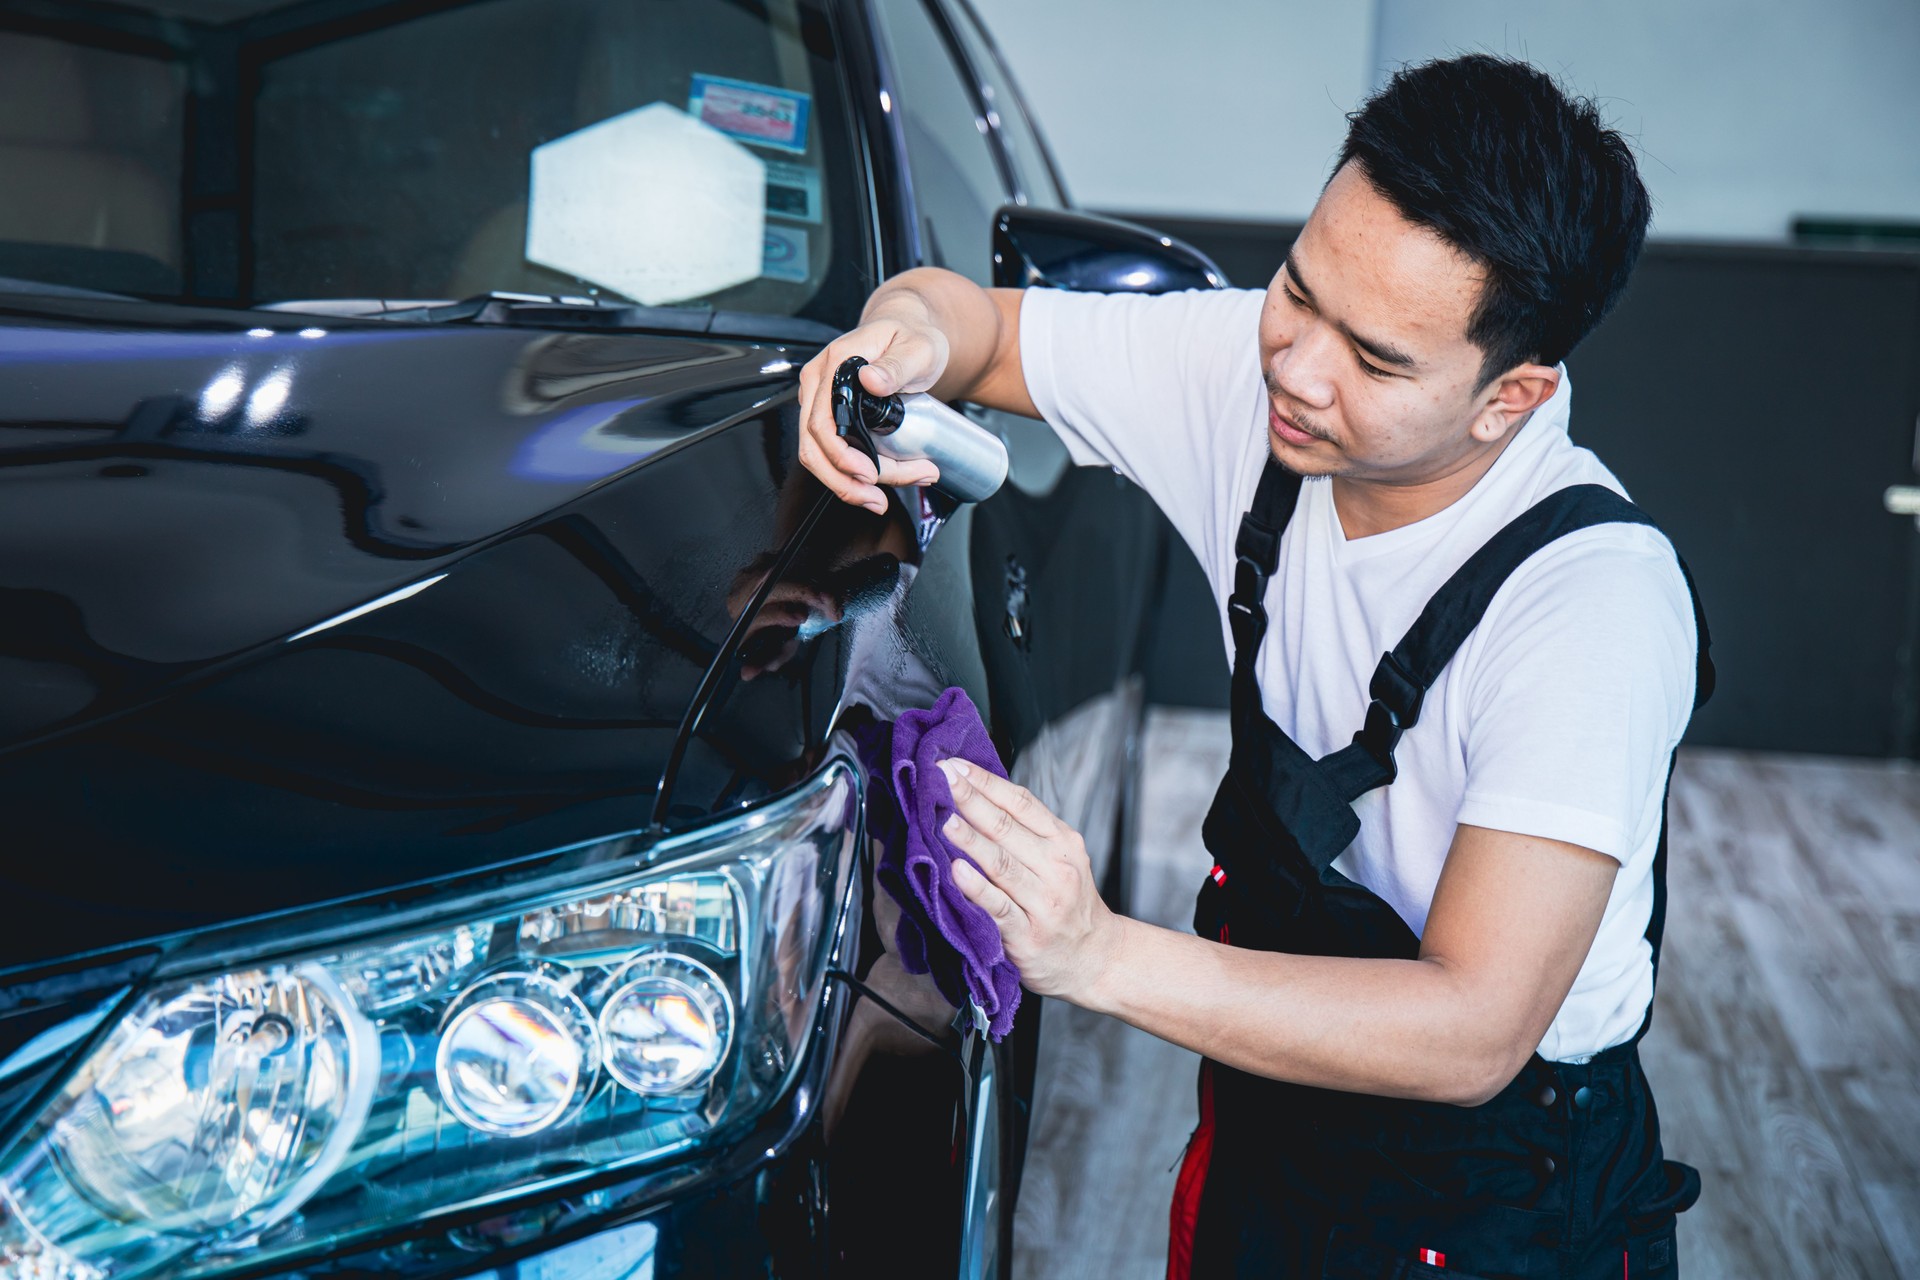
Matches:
[1453,529,1698,864]
[1019,286,1265,565]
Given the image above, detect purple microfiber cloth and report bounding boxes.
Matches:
[860,688,1022,1040]
[851,718,950,991]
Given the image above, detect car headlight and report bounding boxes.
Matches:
[0,762,858,1280]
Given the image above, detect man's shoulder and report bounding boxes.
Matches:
[1521,445,1688,589]
[1021,285,1266,432]
[1473,517,1698,714]
[1016,285,1271,572]
[1506,519,1691,608]
[1460,431,1697,682]
[1023,284,1264,334]
[1494,415,1689,592]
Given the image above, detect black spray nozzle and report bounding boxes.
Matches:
[831,357,906,463]
[827,356,1009,505]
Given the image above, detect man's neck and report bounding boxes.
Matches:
[1330,411,1534,540]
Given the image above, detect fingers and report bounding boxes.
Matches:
[940,760,1065,839]
[858,354,901,397]
[795,319,949,514]
[939,757,1107,1001]
[796,356,886,514]
[860,326,947,398]
[738,634,797,681]
[951,858,1026,931]
[942,807,1045,900]
[944,766,1024,848]
[876,454,942,489]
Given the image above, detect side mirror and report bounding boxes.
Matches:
[991,206,1227,294]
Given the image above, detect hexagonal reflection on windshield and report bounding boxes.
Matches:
[525,102,765,306]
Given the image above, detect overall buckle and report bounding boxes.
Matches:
[1230,553,1265,606]
[1354,699,1406,781]
[1227,554,1268,647]
[1352,653,1425,783]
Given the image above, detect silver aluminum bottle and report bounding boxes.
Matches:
[832,358,1010,504]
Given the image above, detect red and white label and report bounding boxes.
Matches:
[1418,1248,1446,1268]
[1209,865,1228,886]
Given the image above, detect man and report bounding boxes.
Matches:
[798,54,1709,1279]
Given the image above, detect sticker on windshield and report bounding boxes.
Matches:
[690,74,811,155]
[762,225,810,283]
[765,160,822,223]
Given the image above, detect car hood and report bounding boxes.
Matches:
[0,298,797,749]
[0,298,840,973]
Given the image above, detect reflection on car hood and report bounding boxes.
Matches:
[0,299,795,748]
[0,299,821,972]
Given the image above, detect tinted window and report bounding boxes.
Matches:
[0,32,186,296]
[871,0,1008,282]
[946,0,1065,207]
[0,0,869,329]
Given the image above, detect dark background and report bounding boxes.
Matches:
[1126,217,1920,760]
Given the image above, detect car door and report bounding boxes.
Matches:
[868,0,1164,881]
[911,6,1165,836]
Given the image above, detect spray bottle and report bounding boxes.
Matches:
[831,357,1009,505]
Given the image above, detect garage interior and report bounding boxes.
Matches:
[1,0,1915,1276]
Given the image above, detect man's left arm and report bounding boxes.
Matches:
[944,529,1695,1102]
[941,763,1615,1107]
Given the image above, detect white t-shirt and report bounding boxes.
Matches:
[1019,286,1698,1062]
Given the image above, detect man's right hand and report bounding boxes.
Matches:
[796,314,948,514]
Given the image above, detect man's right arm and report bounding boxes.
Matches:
[796,267,1032,513]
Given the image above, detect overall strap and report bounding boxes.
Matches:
[1317,483,1716,800]
[1217,470,1715,1039]
[1225,461,1304,721]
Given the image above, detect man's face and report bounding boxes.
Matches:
[1257,162,1520,484]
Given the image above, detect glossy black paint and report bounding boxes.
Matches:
[0,298,794,740]
[0,298,821,967]
[0,0,1192,1274]
[0,288,1160,1272]
[991,205,1226,293]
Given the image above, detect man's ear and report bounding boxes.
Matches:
[1470,363,1560,443]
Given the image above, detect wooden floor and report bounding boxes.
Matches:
[1011,708,1920,1280]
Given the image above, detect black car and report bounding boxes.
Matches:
[0,1,1221,1276]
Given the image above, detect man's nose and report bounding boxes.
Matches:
[1268,322,1341,410]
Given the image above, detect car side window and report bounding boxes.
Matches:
[944,0,1065,208]
[870,0,1009,283]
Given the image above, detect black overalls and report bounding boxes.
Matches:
[1168,463,1715,1280]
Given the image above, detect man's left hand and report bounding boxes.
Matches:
[936,758,1123,1001]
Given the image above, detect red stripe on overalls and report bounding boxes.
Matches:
[1166,1061,1217,1278]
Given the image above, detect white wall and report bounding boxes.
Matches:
[1372,0,1920,239]
[968,0,1376,222]
[972,0,1920,240]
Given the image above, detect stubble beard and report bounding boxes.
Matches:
[1262,376,1346,477]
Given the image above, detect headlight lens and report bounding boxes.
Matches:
[0,763,857,1280]
[56,964,376,1235]
[598,955,733,1096]
[434,966,600,1137]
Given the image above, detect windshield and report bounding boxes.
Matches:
[0,0,870,328]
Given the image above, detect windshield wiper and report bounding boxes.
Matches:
[0,276,143,302]
[260,292,838,344]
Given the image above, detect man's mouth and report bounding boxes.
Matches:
[1268,403,1322,447]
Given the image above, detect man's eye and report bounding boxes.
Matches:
[1358,356,1393,379]
[1281,284,1307,309]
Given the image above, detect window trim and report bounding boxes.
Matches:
[844,0,925,278]
[944,0,1071,207]
[913,0,1019,203]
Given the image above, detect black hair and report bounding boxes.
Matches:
[1336,54,1651,387]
